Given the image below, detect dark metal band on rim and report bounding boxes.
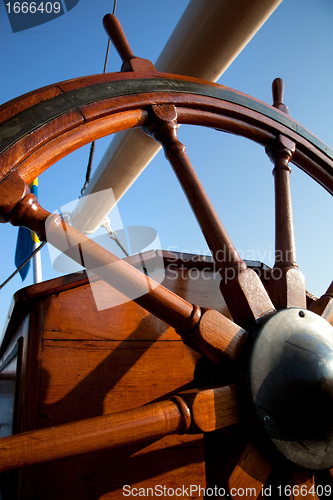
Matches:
[1,76,332,162]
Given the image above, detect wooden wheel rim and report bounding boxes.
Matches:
[1,71,332,193]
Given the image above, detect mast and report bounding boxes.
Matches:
[72,0,282,233]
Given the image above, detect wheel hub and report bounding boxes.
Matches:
[249,308,333,470]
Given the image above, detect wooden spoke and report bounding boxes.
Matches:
[289,469,319,500]
[309,280,333,325]
[103,14,156,72]
[184,309,248,363]
[0,172,249,364]
[219,267,275,329]
[0,385,240,473]
[205,426,251,488]
[185,384,242,433]
[143,105,244,271]
[266,79,306,310]
[144,104,275,329]
[228,440,274,500]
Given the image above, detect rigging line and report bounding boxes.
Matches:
[103,39,111,74]
[81,0,118,196]
[103,0,118,73]
[80,141,95,196]
[101,217,129,258]
[112,0,118,15]
[0,242,46,291]
[109,233,129,258]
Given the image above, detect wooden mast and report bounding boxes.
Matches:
[72,0,283,233]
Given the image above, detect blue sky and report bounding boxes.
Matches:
[0,0,332,334]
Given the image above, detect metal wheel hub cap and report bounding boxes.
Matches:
[249,308,333,470]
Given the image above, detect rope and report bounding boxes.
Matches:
[80,141,95,195]
[81,0,118,196]
[0,242,46,291]
[101,217,129,257]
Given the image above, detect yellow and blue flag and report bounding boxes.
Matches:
[14,179,39,281]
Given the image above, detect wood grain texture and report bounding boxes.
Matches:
[290,469,320,500]
[38,340,199,425]
[220,267,275,329]
[310,280,333,325]
[4,258,208,498]
[228,440,274,500]
[184,309,248,363]
[266,132,306,309]
[103,14,156,72]
[0,385,241,474]
[42,258,230,342]
[0,73,332,195]
[0,85,63,126]
[33,435,204,500]
[9,198,241,363]
[0,69,332,499]
[188,384,241,432]
[0,110,84,180]
[0,399,190,473]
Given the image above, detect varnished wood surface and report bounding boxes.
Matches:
[0,68,332,498]
[0,399,189,472]
[188,309,248,362]
[0,385,241,473]
[0,84,63,126]
[266,81,307,310]
[38,339,199,425]
[2,257,233,498]
[144,105,244,269]
[310,280,333,325]
[0,73,332,193]
[143,104,276,330]
[42,268,229,343]
[289,469,320,500]
[0,250,231,359]
[33,435,205,500]
[228,440,274,500]
[6,192,248,364]
[103,14,156,72]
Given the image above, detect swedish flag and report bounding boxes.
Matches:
[14,179,40,281]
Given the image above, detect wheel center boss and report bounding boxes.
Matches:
[249,308,333,470]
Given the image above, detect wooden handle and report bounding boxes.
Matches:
[0,386,240,473]
[103,14,135,63]
[0,400,186,473]
[272,78,290,114]
[272,77,284,107]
